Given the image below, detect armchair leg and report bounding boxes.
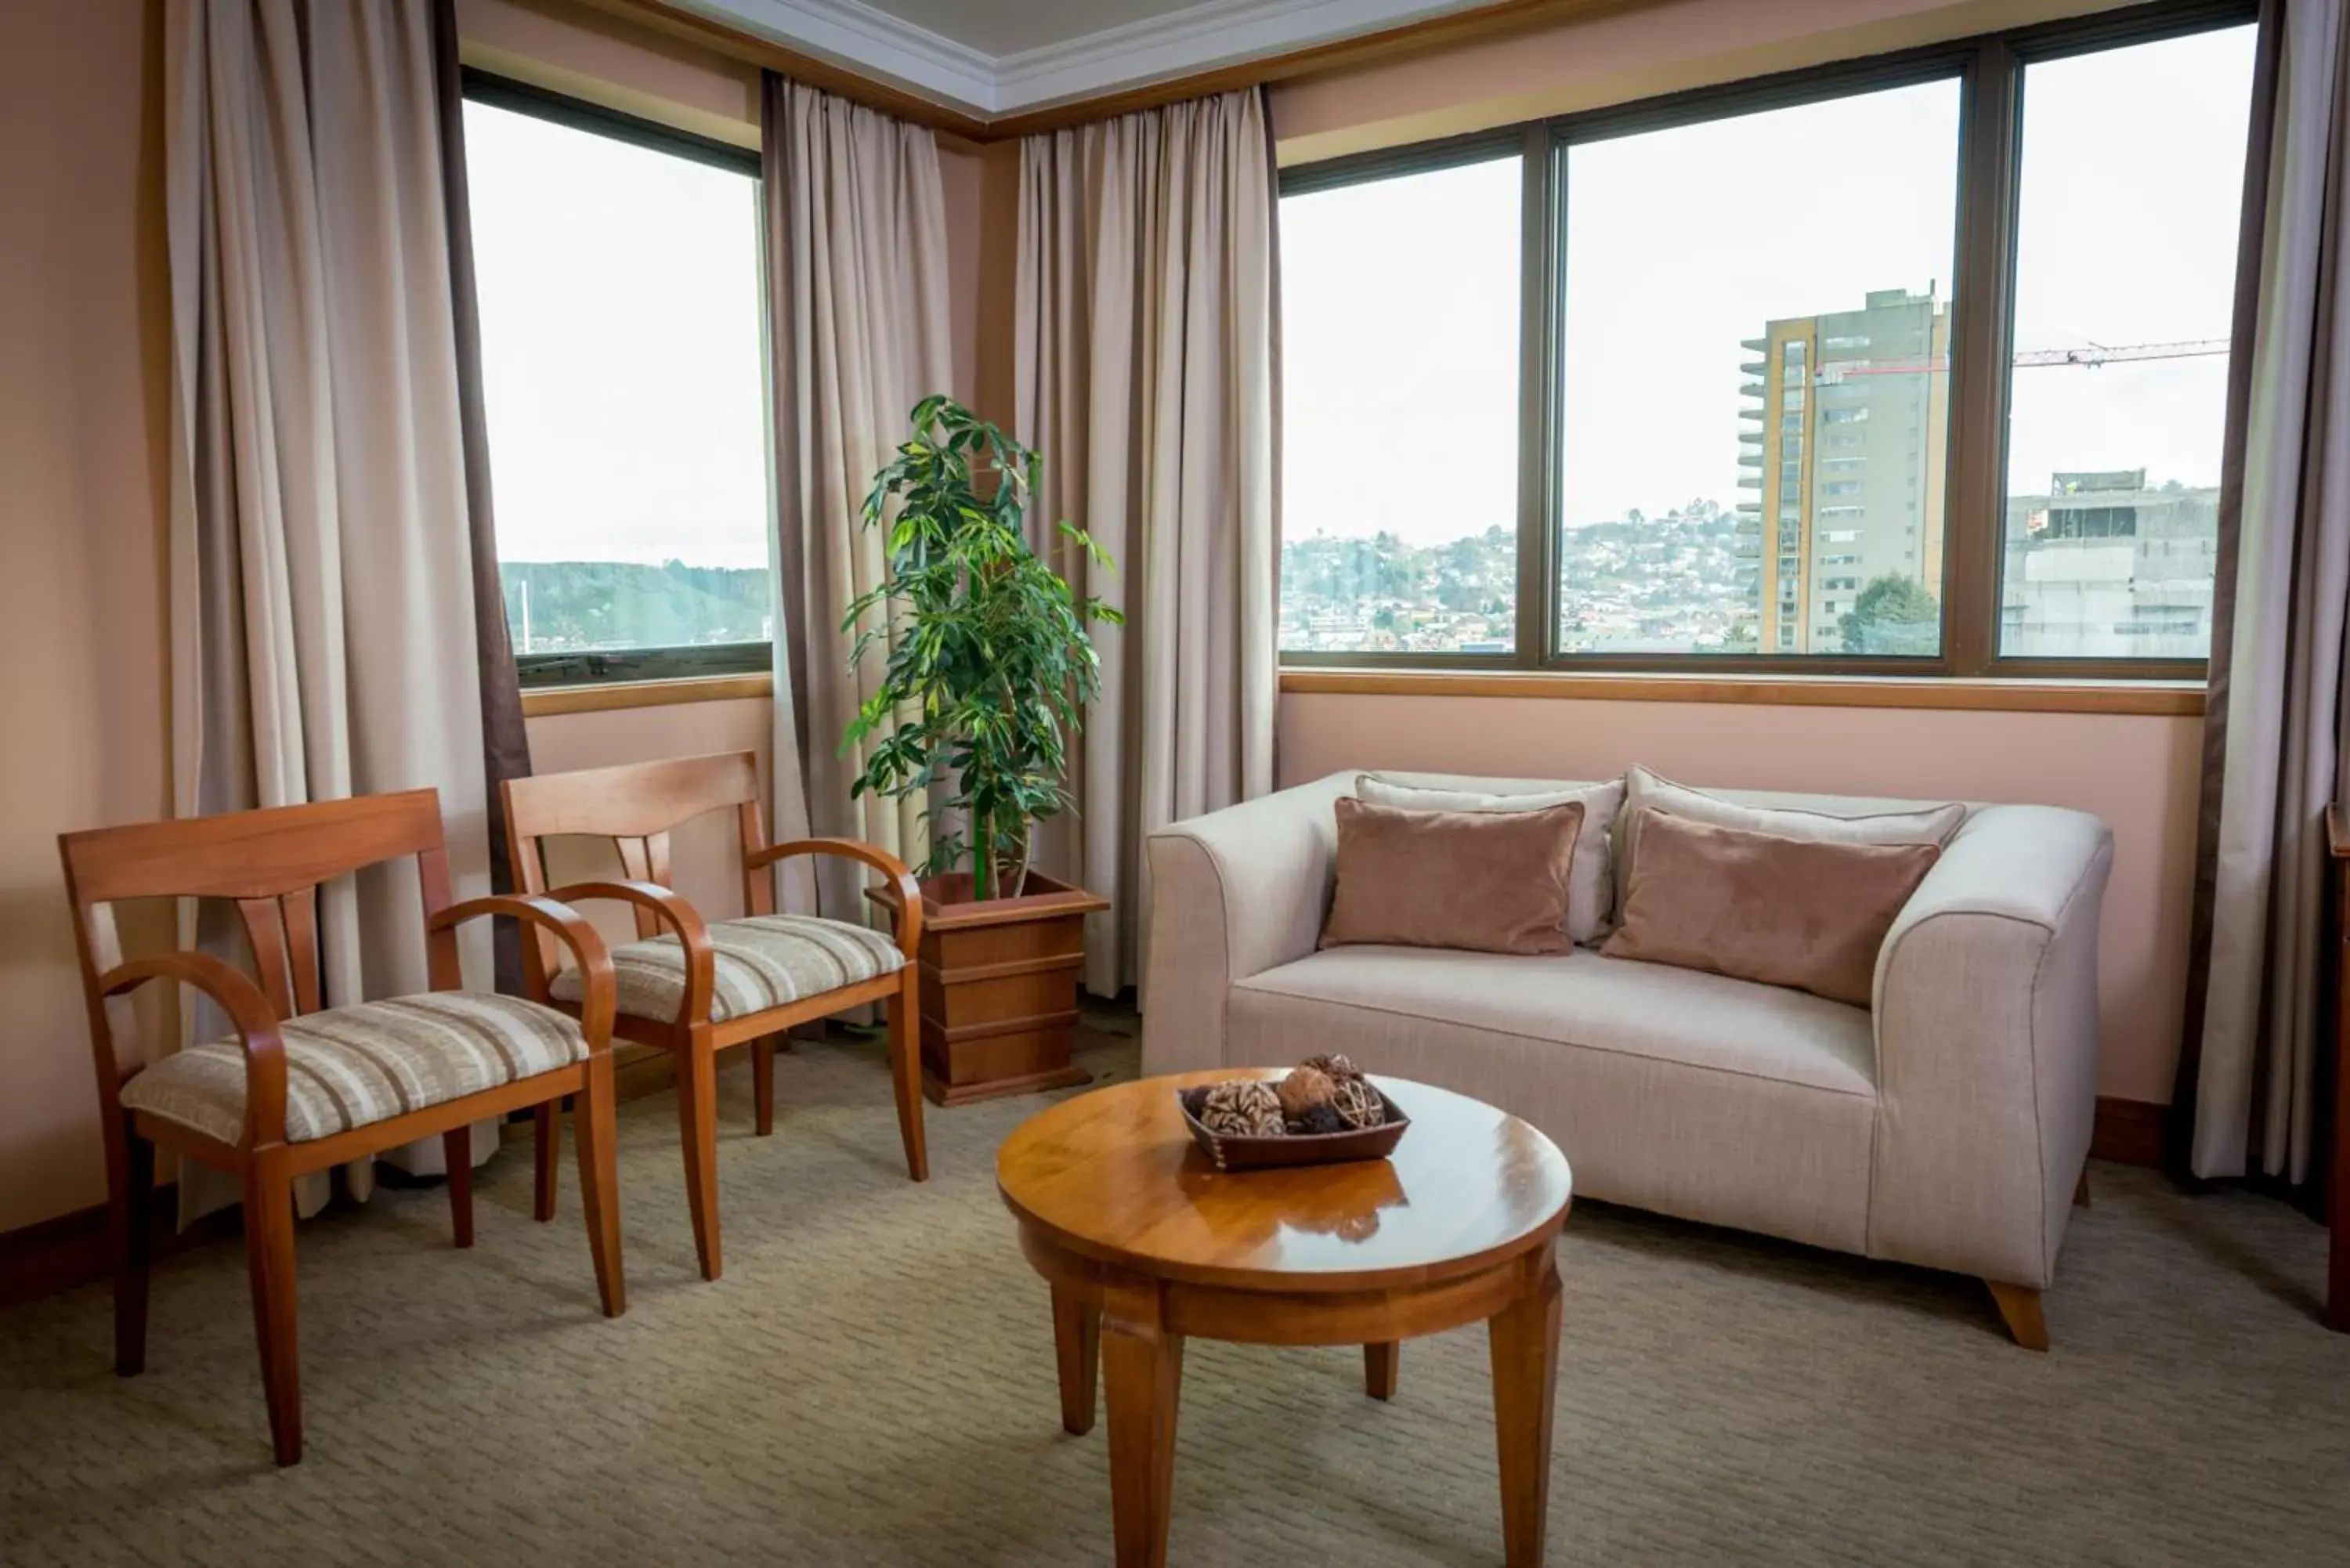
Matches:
[573,1057,626,1317]
[240,1151,302,1465]
[443,1126,474,1248]
[889,964,928,1183]
[677,1033,723,1281]
[752,1036,776,1137]
[532,1100,561,1223]
[1986,1281,2049,1352]
[110,1118,154,1377]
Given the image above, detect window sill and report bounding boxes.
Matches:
[519,673,773,718]
[1278,667,2204,717]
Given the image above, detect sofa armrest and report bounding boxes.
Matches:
[1867,804,2114,1289]
[1140,772,1358,1075]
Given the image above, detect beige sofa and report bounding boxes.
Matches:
[1141,771,2115,1347]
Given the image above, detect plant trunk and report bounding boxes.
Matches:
[978,810,1032,901]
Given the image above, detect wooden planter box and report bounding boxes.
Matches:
[867,871,1109,1107]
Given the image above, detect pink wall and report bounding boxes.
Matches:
[0,0,173,1235]
[1279,693,2200,1103]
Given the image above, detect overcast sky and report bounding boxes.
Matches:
[1280,22,2258,544]
[465,101,770,569]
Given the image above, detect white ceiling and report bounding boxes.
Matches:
[675,0,1491,117]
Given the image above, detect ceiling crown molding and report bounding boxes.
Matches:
[673,0,996,110]
[990,0,1486,111]
[674,0,1482,116]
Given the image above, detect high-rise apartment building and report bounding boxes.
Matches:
[1737,287,1951,652]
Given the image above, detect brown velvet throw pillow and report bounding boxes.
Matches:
[1321,797,1584,956]
[1601,808,1940,1006]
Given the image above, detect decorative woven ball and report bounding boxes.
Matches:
[1277,1065,1336,1121]
[1300,1052,1363,1084]
[1289,1102,1348,1136]
[1329,1075,1386,1130]
[1198,1079,1285,1138]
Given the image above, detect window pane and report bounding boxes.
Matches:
[1556,80,1962,656]
[1279,156,1522,655]
[1999,26,2256,659]
[464,102,770,657]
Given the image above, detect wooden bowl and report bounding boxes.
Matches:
[1177,1083,1411,1172]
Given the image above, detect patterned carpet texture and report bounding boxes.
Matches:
[5,1020,2348,1566]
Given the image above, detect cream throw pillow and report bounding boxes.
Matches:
[1615,764,1965,919]
[1356,774,1625,945]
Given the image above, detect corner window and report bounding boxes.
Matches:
[461,77,771,686]
[1275,0,2258,681]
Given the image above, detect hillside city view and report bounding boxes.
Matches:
[1277,28,2250,664]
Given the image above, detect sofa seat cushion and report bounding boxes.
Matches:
[551,913,906,1024]
[1227,947,1878,1253]
[121,992,587,1147]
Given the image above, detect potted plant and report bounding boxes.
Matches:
[845,396,1121,1105]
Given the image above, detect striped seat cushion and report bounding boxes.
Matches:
[549,914,906,1024]
[119,992,587,1147]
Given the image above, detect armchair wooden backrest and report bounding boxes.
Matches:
[57,789,457,1104]
[502,752,769,985]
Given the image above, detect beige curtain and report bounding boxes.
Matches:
[2178,0,2349,1183]
[762,74,953,919]
[1014,88,1279,997]
[164,0,497,1215]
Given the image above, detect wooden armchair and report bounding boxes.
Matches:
[502,752,926,1284]
[59,789,627,1467]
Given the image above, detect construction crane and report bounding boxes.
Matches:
[1828,338,2229,378]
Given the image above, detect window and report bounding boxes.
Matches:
[461,76,771,686]
[1275,0,2258,678]
[1560,77,1956,659]
[1279,153,1522,655]
[1998,24,2256,660]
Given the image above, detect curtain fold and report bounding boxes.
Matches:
[2175,0,2350,1186]
[164,0,497,1215]
[1013,88,1279,997]
[430,0,533,997]
[761,74,953,920]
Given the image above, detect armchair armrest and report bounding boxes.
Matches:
[101,952,288,1148]
[1139,772,1358,1075]
[747,837,923,955]
[1867,804,2114,1288]
[432,894,619,1048]
[540,880,711,1028]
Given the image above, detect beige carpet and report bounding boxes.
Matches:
[5,1021,2348,1566]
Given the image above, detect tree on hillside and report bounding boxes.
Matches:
[1838,574,1940,655]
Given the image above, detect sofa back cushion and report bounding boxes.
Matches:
[1616,764,1965,919]
[1321,797,1585,956]
[1602,808,1940,1006]
[1355,773,1624,944]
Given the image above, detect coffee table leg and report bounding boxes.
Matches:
[1488,1251,1563,1568]
[1052,1285,1100,1435]
[1102,1278,1184,1568]
[1365,1340,1399,1400]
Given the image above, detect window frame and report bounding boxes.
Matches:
[1274,0,2260,681]
[459,70,774,691]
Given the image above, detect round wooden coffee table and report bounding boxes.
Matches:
[997,1069,1574,1567]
